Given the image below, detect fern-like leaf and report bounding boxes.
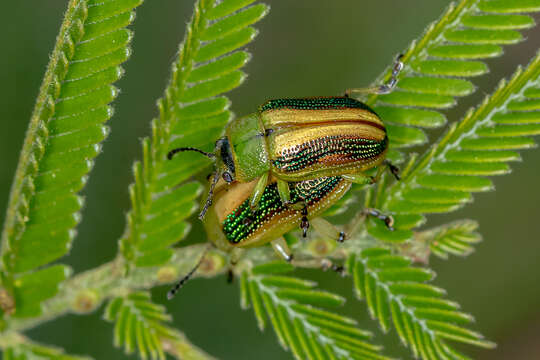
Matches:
[418,220,481,260]
[0,0,142,317]
[241,262,389,360]
[104,291,214,360]
[337,0,540,222]
[348,249,495,360]
[120,0,269,267]
[4,336,91,360]
[365,0,540,155]
[380,50,540,236]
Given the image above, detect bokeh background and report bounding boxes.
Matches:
[1,1,540,359]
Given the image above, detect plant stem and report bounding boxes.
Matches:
[5,245,211,333]
[3,239,356,335]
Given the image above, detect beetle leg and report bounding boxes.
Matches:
[321,259,346,275]
[227,269,234,283]
[282,199,310,237]
[342,173,373,185]
[277,179,292,205]
[348,160,401,187]
[225,248,245,284]
[385,160,401,181]
[311,218,346,243]
[362,208,395,231]
[249,172,269,210]
[271,237,294,262]
[369,160,401,185]
[345,54,404,96]
[198,170,220,220]
[300,205,310,238]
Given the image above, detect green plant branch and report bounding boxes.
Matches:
[0,0,142,317]
[1,332,92,359]
[104,292,216,360]
[385,50,540,210]
[160,332,217,360]
[244,269,390,360]
[0,0,84,290]
[3,235,357,336]
[366,0,476,108]
[0,0,83,252]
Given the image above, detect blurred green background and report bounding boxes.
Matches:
[1,1,540,359]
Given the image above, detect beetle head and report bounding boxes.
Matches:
[166,137,236,220]
[214,137,235,183]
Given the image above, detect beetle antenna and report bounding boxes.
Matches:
[167,147,216,160]
[199,170,220,220]
[167,244,211,300]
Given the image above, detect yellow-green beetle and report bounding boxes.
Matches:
[168,56,404,222]
[167,174,395,299]
[204,176,350,256]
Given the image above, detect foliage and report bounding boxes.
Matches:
[348,250,494,359]
[241,262,389,360]
[1,0,540,359]
[420,220,482,260]
[0,0,142,318]
[104,292,214,360]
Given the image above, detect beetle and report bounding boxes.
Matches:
[167,175,395,299]
[205,176,350,258]
[167,55,404,224]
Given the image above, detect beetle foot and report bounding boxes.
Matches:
[384,160,401,181]
[321,260,346,276]
[363,208,395,231]
[285,253,294,263]
[300,206,310,238]
[331,264,345,276]
[227,269,234,284]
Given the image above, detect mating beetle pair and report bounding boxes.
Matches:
[166,55,403,298]
[169,95,395,220]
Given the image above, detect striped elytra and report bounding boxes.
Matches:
[220,177,350,246]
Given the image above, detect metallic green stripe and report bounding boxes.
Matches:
[273,135,388,173]
[259,96,377,115]
[222,177,343,244]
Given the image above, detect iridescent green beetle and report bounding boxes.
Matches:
[167,175,394,298]
[205,176,350,256]
[167,55,404,223]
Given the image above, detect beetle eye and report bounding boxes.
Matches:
[222,172,233,183]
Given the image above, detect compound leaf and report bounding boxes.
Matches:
[0,0,142,317]
[349,251,495,359]
[104,291,214,360]
[243,264,390,360]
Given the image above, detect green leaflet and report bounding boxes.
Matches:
[348,250,495,360]
[104,292,214,360]
[419,220,482,260]
[121,0,269,267]
[242,265,389,360]
[0,0,142,317]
